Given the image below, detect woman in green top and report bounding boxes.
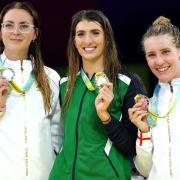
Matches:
[49,9,145,180]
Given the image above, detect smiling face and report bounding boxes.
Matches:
[144,34,180,82]
[74,20,105,64]
[1,8,36,58]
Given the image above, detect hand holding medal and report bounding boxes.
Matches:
[134,94,149,110]
[95,72,113,124]
[128,94,150,132]
[0,67,12,111]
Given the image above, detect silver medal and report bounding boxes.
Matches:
[0,67,15,81]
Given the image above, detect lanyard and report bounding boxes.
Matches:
[0,56,35,95]
[9,72,35,95]
[147,83,180,127]
[80,68,95,91]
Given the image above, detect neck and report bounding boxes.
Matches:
[82,60,104,79]
[4,49,28,61]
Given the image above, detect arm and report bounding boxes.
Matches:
[48,70,63,154]
[103,73,146,156]
[0,77,9,116]
[134,130,153,177]
[50,99,63,154]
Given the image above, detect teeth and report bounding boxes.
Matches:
[158,66,169,72]
[84,47,95,51]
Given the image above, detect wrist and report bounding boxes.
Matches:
[102,117,111,124]
[98,111,111,123]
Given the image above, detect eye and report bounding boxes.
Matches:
[147,53,156,58]
[92,30,101,36]
[3,22,14,29]
[162,49,170,54]
[20,24,29,30]
[76,31,84,37]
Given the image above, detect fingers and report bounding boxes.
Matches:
[128,107,147,123]
[98,83,114,103]
[0,78,9,97]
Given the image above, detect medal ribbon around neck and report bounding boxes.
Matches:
[147,83,180,127]
[9,72,35,95]
[0,56,35,95]
[81,68,95,91]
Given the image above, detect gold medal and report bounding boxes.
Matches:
[95,72,109,89]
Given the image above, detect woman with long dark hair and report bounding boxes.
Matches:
[0,1,62,179]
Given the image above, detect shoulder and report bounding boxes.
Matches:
[60,76,68,85]
[44,66,60,86]
[122,71,146,95]
[44,66,60,79]
[117,73,131,85]
[117,71,142,86]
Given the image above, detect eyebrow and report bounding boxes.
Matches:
[76,28,102,32]
[3,20,31,24]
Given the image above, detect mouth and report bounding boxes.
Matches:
[83,47,96,53]
[10,38,23,42]
[157,66,170,72]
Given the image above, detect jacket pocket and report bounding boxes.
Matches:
[104,151,119,177]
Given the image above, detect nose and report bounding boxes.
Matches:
[84,34,93,44]
[155,54,164,65]
[12,25,21,34]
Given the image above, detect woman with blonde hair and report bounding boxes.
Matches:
[129,16,180,179]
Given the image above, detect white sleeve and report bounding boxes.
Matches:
[134,129,153,178]
[50,100,63,153]
[46,67,64,153]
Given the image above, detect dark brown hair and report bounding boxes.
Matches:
[63,9,121,111]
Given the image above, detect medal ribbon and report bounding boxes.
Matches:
[147,83,180,126]
[80,68,95,91]
[0,56,35,95]
[9,72,35,95]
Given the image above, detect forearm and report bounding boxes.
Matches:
[134,130,153,177]
[104,119,137,156]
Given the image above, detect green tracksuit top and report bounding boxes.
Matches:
[49,73,132,180]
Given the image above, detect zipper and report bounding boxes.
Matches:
[104,151,119,177]
[72,88,87,180]
[21,60,29,176]
[167,81,173,176]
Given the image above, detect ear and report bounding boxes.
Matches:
[33,28,38,41]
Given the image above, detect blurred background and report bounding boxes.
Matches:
[0,0,180,96]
